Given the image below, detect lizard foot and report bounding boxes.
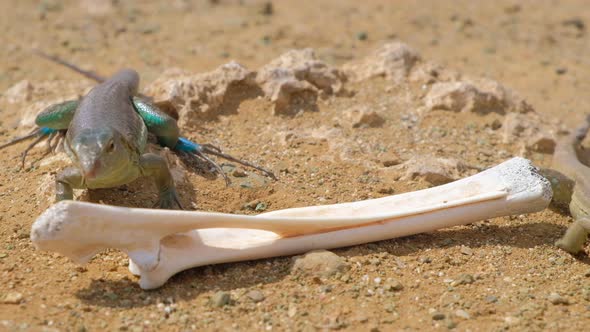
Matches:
[555,219,589,254]
[174,137,277,185]
[0,127,62,169]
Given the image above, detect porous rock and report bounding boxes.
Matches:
[502,112,556,153]
[2,80,33,104]
[291,249,349,278]
[257,48,346,115]
[409,61,461,84]
[2,80,89,134]
[2,80,90,106]
[144,62,259,127]
[342,42,421,82]
[424,78,533,114]
[392,155,467,185]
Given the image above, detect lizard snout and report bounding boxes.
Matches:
[80,158,101,179]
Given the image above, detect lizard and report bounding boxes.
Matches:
[541,115,590,254]
[0,51,276,209]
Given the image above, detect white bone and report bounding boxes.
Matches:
[31,157,551,289]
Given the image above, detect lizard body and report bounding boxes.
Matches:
[0,52,275,208]
[544,116,590,253]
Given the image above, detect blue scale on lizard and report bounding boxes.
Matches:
[174,137,202,153]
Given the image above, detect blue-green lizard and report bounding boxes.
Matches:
[0,51,276,209]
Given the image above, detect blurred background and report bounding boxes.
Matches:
[1,0,589,125]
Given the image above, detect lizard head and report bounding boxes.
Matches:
[69,128,132,181]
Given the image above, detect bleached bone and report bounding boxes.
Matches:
[31,157,551,289]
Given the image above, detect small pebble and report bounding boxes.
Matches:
[247,290,265,303]
[460,246,473,255]
[455,309,470,319]
[357,31,368,41]
[255,202,267,212]
[319,285,333,293]
[384,279,404,291]
[210,291,231,307]
[446,320,457,329]
[547,292,569,305]
[232,169,248,177]
[418,256,432,264]
[451,274,474,286]
[485,295,498,303]
[2,292,23,304]
[259,2,273,15]
[431,311,446,320]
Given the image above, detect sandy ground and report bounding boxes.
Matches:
[0,0,589,331]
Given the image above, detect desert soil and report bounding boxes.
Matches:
[1,0,590,331]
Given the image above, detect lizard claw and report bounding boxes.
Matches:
[174,137,277,184]
[0,127,60,169]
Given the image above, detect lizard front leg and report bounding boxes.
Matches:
[56,167,84,201]
[555,219,588,254]
[139,153,182,209]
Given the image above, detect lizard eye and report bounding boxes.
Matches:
[106,141,115,153]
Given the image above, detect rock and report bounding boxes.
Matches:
[343,42,420,82]
[504,316,520,326]
[431,311,446,320]
[384,279,404,291]
[291,250,349,278]
[80,0,114,17]
[259,1,273,15]
[450,274,475,286]
[391,155,467,185]
[2,292,23,304]
[342,107,385,128]
[210,291,231,307]
[547,292,569,305]
[460,246,473,255]
[446,320,458,329]
[455,309,470,319]
[257,48,346,115]
[423,79,532,114]
[144,62,259,127]
[232,169,248,177]
[502,112,557,153]
[246,290,265,303]
[485,295,498,303]
[527,133,556,154]
[409,62,461,84]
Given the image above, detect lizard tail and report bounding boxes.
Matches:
[32,49,105,83]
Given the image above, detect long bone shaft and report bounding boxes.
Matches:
[31,157,552,289]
